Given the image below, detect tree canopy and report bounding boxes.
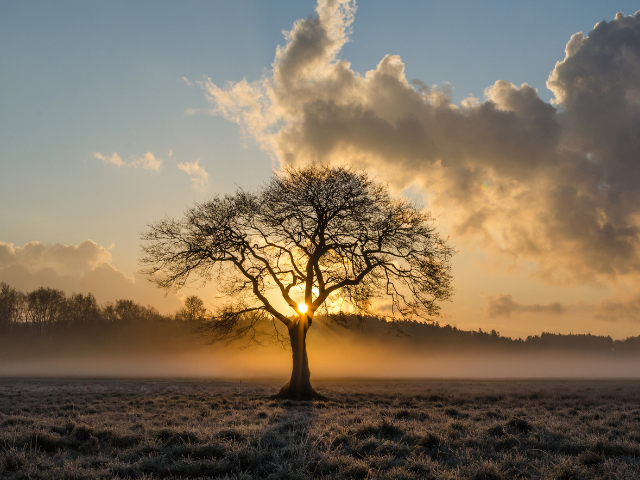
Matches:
[141,164,454,398]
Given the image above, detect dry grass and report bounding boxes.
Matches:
[1,379,640,479]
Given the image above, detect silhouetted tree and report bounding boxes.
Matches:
[177,296,209,323]
[141,164,454,399]
[25,287,65,334]
[62,293,101,328]
[113,299,145,323]
[0,282,25,332]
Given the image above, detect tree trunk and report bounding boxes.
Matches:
[276,316,323,400]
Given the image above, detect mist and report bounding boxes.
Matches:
[2,317,638,380]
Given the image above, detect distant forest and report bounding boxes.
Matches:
[1,282,640,357]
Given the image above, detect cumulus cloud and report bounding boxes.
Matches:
[177,159,209,191]
[200,1,640,287]
[0,240,111,277]
[485,294,566,318]
[94,151,162,171]
[0,240,181,312]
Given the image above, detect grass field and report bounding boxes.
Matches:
[1,379,640,479]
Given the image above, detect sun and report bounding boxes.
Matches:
[298,303,308,313]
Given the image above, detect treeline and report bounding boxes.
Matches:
[2,283,640,356]
[0,282,207,335]
[321,317,640,356]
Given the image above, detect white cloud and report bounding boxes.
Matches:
[93,151,162,171]
[182,76,193,86]
[178,159,209,191]
[200,2,640,288]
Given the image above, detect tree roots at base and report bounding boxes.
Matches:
[273,382,327,401]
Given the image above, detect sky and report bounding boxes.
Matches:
[2,0,640,339]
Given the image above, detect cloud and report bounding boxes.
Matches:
[0,240,181,312]
[93,152,123,167]
[182,76,193,86]
[93,149,209,189]
[0,240,111,277]
[594,294,640,322]
[485,294,566,318]
[177,159,209,191]
[484,291,640,325]
[136,152,162,171]
[200,1,640,286]
[94,151,162,171]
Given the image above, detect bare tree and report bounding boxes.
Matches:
[141,164,454,399]
[62,293,101,328]
[25,287,65,335]
[176,296,209,323]
[0,282,25,332]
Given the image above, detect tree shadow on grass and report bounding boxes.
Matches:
[246,399,321,478]
[112,397,325,479]
[259,400,317,451]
